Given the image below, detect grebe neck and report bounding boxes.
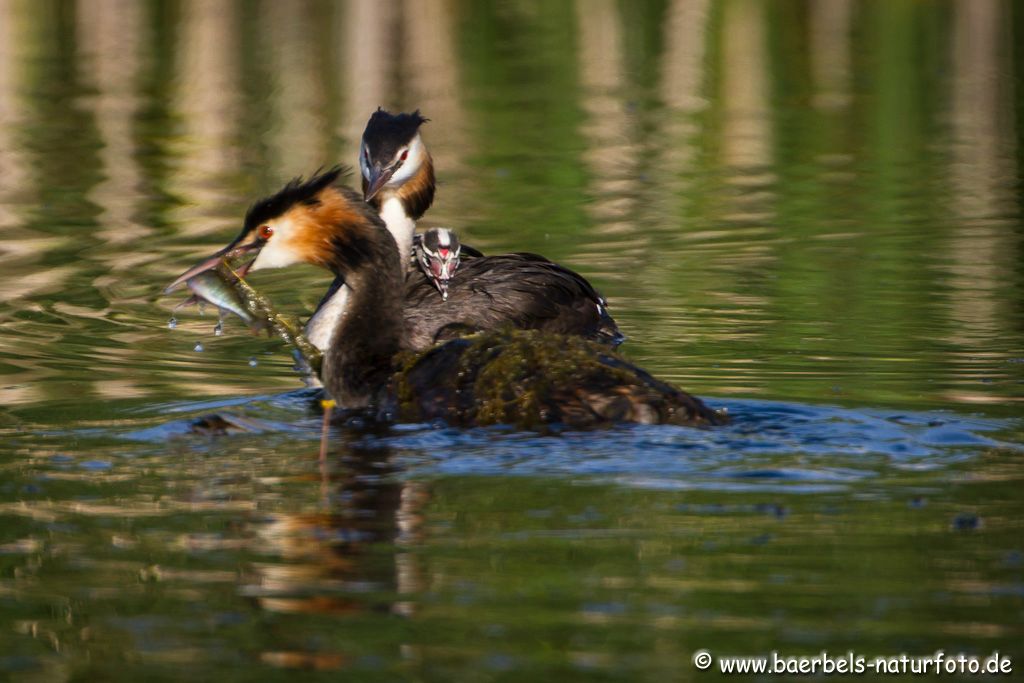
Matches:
[305,280,348,351]
[366,154,435,270]
[378,196,416,270]
[320,227,408,407]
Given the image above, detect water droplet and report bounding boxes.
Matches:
[248,357,258,367]
[167,317,177,330]
[214,321,223,336]
[194,342,204,352]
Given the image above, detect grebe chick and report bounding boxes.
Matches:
[289,166,623,350]
[303,111,623,351]
[415,227,461,300]
[166,170,725,430]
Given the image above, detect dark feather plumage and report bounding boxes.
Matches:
[309,239,618,351]
[362,108,428,161]
[401,252,622,349]
[243,166,346,231]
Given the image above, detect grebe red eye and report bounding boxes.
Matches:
[258,225,273,240]
[400,149,408,162]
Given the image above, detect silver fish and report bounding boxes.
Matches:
[174,271,261,328]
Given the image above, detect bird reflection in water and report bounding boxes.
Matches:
[242,433,428,670]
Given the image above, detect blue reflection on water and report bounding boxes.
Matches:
[95,392,1022,493]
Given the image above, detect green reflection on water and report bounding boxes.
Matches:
[1,436,1021,681]
[0,0,1022,680]
[0,0,1021,414]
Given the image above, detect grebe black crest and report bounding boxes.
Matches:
[359,108,434,222]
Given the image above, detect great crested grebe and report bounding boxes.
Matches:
[360,108,434,258]
[415,227,461,300]
[304,109,622,351]
[166,172,725,429]
[304,109,434,349]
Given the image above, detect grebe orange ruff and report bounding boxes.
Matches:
[167,170,726,430]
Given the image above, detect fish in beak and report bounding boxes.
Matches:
[164,239,261,295]
[173,270,265,330]
[164,165,349,336]
[163,235,267,331]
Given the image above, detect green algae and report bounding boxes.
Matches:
[391,328,717,429]
[214,261,323,374]
[465,330,630,425]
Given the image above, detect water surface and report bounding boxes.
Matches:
[0,1,1022,680]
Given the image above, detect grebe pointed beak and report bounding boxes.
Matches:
[364,162,396,202]
[164,241,259,294]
